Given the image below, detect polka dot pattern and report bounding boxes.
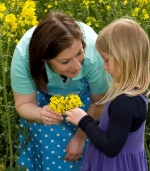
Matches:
[18,78,90,171]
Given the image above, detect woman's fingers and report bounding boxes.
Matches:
[40,105,63,125]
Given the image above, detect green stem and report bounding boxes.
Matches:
[0,39,13,167]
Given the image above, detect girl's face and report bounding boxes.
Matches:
[47,39,84,78]
[100,51,121,80]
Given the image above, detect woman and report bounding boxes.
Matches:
[11,12,109,171]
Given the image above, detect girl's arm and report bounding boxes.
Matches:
[66,95,147,157]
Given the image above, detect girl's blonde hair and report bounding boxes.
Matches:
[96,18,150,104]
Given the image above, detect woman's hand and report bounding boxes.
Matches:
[65,108,87,125]
[64,136,85,161]
[40,105,63,125]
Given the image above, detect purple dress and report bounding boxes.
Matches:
[81,95,148,171]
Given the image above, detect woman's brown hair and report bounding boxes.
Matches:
[29,12,86,92]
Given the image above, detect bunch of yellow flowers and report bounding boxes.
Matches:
[49,94,83,114]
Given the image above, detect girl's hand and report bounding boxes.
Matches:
[65,108,87,125]
[40,105,63,125]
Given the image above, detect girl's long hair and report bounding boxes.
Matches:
[96,18,150,104]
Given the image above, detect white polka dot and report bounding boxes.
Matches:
[35,158,37,161]
[45,146,49,149]
[58,166,61,169]
[42,162,44,164]
[56,134,60,137]
[82,104,85,107]
[51,151,55,154]
[26,169,29,171]
[50,128,54,131]
[51,139,54,143]
[36,145,38,147]
[19,135,22,138]
[38,102,39,105]
[64,160,67,163]
[41,151,43,154]
[21,162,24,165]
[63,149,66,152]
[58,156,61,158]
[63,139,66,141]
[68,133,72,136]
[57,144,60,147]
[46,168,50,170]
[87,97,90,100]
[27,158,30,161]
[39,129,42,132]
[23,152,26,154]
[38,155,40,158]
[20,124,23,127]
[52,161,55,164]
[70,165,73,168]
[37,91,39,94]
[42,97,45,100]
[29,128,32,130]
[39,140,42,143]
[45,134,48,137]
[34,134,37,137]
[34,123,36,126]
[39,165,41,168]
[46,157,49,160]
[31,165,33,167]
[28,148,30,151]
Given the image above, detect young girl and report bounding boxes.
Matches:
[65,18,150,171]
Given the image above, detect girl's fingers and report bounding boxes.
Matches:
[65,111,72,116]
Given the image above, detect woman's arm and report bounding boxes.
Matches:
[13,91,63,124]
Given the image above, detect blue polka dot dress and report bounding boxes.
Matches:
[18,78,91,171]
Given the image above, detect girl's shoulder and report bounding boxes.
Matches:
[109,94,147,114]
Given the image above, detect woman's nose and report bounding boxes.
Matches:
[73,59,82,71]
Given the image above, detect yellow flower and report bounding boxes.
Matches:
[123,0,128,5]
[47,4,52,8]
[49,94,82,114]
[106,5,111,11]
[0,3,6,12]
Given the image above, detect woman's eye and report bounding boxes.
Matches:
[77,51,82,56]
[61,60,69,64]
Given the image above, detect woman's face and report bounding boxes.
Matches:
[47,39,84,78]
